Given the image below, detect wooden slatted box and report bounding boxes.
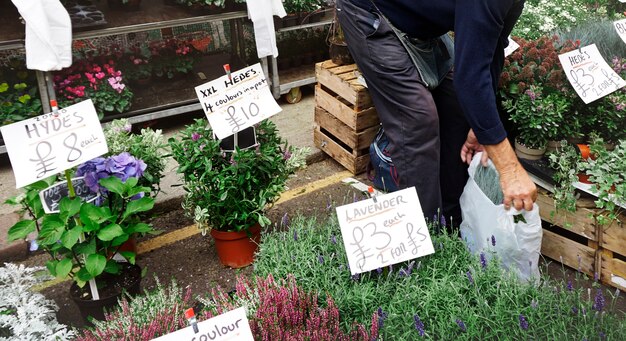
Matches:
[537,188,626,290]
[314,61,380,174]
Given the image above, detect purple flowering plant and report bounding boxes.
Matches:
[169,118,299,233]
[7,152,155,290]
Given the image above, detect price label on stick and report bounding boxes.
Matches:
[336,187,435,275]
[151,307,253,341]
[558,44,626,104]
[614,19,626,44]
[195,63,282,140]
[0,99,108,188]
[39,177,99,214]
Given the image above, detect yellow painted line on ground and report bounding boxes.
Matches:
[274,170,352,205]
[33,170,352,291]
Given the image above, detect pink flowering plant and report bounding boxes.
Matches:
[168,119,299,233]
[54,60,133,117]
[148,39,196,79]
[6,152,155,289]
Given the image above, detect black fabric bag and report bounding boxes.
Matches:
[367,127,400,192]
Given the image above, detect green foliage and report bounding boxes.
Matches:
[283,0,324,14]
[503,85,575,148]
[168,119,302,233]
[254,215,626,339]
[104,119,168,197]
[512,0,595,39]
[554,18,626,63]
[6,176,155,288]
[0,81,42,125]
[582,137,626,226]
[549,141,583,214]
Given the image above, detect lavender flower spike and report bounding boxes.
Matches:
[480,252,487,269]
[519,314,529,330]
[455,319,466,332]
[413,314,425,337]
[466,271,474,285]
[593,289,606,312]
[491,235,496,247]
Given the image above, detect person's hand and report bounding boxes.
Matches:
[460,129,488,166]
[484,139,538,211]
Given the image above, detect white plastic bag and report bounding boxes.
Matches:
[460,153,542,282]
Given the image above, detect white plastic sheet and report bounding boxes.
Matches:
[460,153,543,282]
[247,0,286,58]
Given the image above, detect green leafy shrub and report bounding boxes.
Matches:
[0,81,42,125]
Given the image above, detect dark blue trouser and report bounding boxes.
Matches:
[337,0,470,226]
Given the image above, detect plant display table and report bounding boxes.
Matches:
[313,60,379,174]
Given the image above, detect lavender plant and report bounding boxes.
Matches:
[254,214,626,339]
[0,263,74,340]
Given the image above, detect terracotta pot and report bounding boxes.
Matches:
[210,224,261,268]
[575,144,594,160]
[577,173,592,184]
[70,263,142,324]
[514,140,546,160]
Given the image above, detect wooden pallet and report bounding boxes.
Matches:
[537,188,626,290]
[314,61,380,174]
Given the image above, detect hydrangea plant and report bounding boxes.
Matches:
[6,153,155,289]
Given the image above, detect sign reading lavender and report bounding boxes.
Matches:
[0,99,108,188]
[194,63,281,140]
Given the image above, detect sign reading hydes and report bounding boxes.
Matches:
[336,187,435,275]
[151,307,253,341]
[195,63,282,140]
[558,44,626,104]
[0,99,108,188]
[504,36,519,58]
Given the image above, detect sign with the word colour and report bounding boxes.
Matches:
[336,187,435,275]
[39,177,99,214]
[0,99,108,188]
[558,44,626,104]
[504,36,519,58]
[195,63,281,140]
[151,307,253,341]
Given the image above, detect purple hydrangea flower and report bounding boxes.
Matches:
[455,319,466,332]
[519,314,528,331]
[414,314,425,337]
[76,157,107,193]
[105,152,146,181]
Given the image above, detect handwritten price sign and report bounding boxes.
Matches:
[336,187,435,275]
[558,44,626,104]
[614,19,626,45]
[0,99,108,188]
[151,307,253,341]
[195,63,282,140]
[504,36,519,58]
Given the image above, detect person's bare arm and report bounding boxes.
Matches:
[484,139,537,211]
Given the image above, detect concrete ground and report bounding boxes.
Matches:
[0,85,321,262]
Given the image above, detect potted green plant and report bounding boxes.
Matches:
[548,140,583,215]
[168,119,301,268]
[6,152,156,323]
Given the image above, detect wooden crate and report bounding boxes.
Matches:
[537,188,626,290]
[314,61,380,174]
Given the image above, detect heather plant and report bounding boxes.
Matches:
[77,278,192,340]
[254,214,626,339]
[0,263,74,341]
[104,119,168,197]
[199,274,377,340]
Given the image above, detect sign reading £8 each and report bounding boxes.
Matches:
[336,187,435,275]
[0,99,108,188]
[195,63,282,140]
